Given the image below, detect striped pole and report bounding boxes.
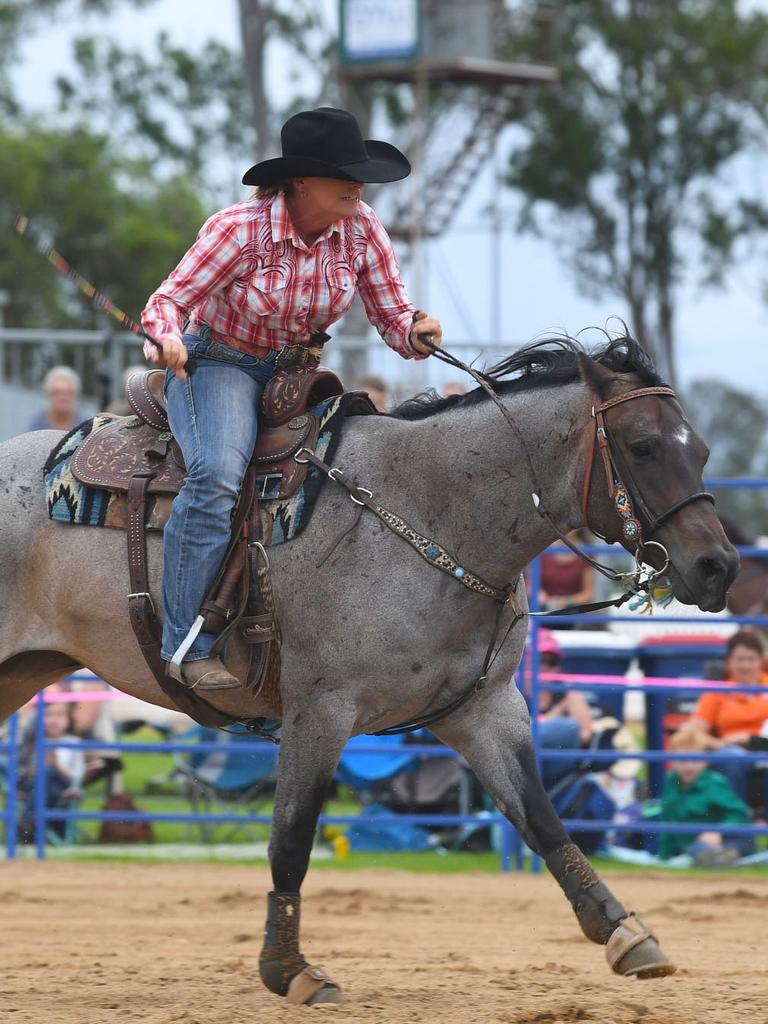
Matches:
[13,212,181,367]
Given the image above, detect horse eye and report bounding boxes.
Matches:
[629,442,653,459]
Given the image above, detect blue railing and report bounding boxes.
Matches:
[4,707,524,868]
[2,476,767,869]
[526,474,768,870]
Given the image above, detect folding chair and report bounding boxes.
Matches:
[337,732,473,815]
[174,727,279,842]
[335,733,419,802]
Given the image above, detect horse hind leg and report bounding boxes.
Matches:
[433,687,676,979]
[0,651,82,722]
[259,705,353,1006]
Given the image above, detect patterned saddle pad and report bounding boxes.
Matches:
[43,393,375,547]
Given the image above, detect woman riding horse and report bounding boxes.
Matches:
[141,107,443,691]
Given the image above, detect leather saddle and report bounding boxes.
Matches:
[68,357,344,733]
[71,364,344,521]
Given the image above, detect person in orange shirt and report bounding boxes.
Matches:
[685,630,768,807]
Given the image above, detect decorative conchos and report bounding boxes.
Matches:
[612,477,643,546]
[622,519,641,541]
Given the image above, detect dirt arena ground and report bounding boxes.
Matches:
[1,863,766,1024]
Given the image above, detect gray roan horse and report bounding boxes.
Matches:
[0,337,738,1004]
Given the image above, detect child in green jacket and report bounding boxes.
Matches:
[660,729,754,865]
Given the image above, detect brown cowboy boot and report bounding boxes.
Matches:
[175,657,240,691]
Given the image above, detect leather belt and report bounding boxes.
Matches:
[192,322,275,360]
[214,333,275,360]
[194,323,330,363]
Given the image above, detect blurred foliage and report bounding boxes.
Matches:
[684,378,768,536]
[53,0,337,195]
[0,123,206,328]
[0,0,156,114]
[504,0,768,384]
[55,32,254,190]
[1,0,335,331]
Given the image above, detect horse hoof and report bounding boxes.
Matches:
[606,914,676,979]
[307,984,345,1006]
[286,965,344,1005]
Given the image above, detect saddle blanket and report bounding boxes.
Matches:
[43,394,356,546]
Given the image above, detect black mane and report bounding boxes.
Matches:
[391,334,666,421]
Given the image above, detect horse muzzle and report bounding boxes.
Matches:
[666,542,740,612]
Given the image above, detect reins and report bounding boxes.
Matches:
[423,338,714,592]
[296,337,715,735]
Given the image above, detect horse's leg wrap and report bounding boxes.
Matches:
[259,891,340,1003]
[545,842,675,977]
[259,892,308,995]
[545,842,628,945]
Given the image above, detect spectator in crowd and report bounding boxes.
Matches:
[682,630,768,808]
[26,366,86,432]
[356,374,389,411]
[441,381,465,397]
[18,700,85,842]
[538,529,596,627]
[66,678,123,791]
[659,728,755,865]
[106,365,147,417]
[530,629,594,788]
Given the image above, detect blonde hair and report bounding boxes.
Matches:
[251,181,294,198]
[669,728,720,753]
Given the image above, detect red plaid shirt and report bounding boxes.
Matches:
[141,193,423,360]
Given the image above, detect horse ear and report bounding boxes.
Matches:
[577,354,614,400]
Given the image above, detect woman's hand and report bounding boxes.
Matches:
[146,336,188,380]
[410,311,443,355]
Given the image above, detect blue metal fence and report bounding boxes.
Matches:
[2,476,767,869]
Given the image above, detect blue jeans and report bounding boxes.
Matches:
[538,717,583,789]
[161,335,277,663]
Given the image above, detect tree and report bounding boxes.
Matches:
[685,379,768,536]
[53,0,337,196]
[0,0,157,115]
[504,1,768,384]
[0,0,339,348]
[0,124,206,328]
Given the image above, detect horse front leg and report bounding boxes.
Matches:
[433,684,676,979]
[259,705,352,1006]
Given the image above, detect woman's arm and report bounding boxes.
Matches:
[356,209,442,358]
[562,692,594,744]
[141,216,245,378]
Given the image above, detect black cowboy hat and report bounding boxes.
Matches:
[242,107,411,187]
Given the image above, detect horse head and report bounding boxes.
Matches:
[578,353,738,612]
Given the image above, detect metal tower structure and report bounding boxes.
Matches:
[335,0,559,382]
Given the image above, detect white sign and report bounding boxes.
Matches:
[340,0,419,61]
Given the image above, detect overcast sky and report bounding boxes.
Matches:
[11,0,768,395]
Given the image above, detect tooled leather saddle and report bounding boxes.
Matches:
[69,352,344,730]
[73,361,344,525]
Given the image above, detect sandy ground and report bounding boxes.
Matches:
[1,863,767,1024]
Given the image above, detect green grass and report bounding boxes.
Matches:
[72,731,363,845]
[3,729,767,876]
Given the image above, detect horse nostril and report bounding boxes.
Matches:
[699,556,724,579]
